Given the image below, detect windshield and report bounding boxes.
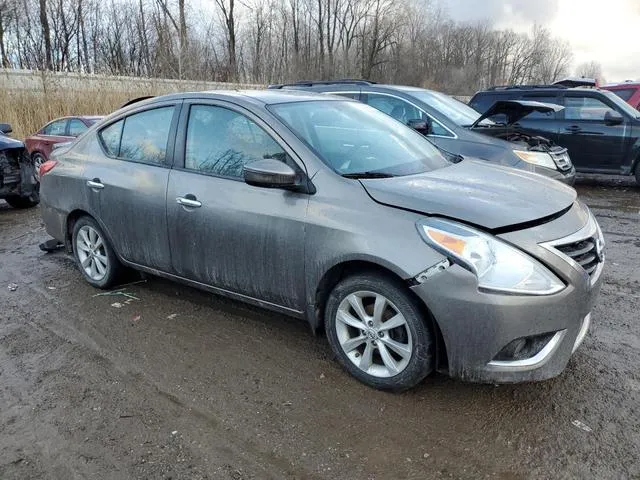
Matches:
[402,89,493,126]
[601,90,640,119]
[269,100,450,177]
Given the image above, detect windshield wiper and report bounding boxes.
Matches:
[341,171,394,179]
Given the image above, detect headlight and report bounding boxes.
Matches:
[513,150,557,170]
[417,218,564,295]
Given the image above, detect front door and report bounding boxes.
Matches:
[557,93,627,172]
[85,103,180,271]
[166,102,309,310]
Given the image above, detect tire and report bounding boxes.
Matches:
[5,193,39,209]
[635,162,640,186]
[324,273,434,391]
[72,216,123,289]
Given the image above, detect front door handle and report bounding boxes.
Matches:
[565,125,582,133]
[87,179,104,190]
[176,195,202,208]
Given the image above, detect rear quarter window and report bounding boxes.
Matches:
[99,120,124,156]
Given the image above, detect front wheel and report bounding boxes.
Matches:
[72,216,123,288]
[324,273,434,391]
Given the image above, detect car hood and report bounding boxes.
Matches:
[0,134,24,150]
[360,160,576,230]
[470,100,563,128]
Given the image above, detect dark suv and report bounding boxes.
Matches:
[470,85,640,184]
[270,81,575,184]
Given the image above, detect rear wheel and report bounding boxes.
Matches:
[324,273,434,391]
[72,216,123,289]
[635,162,640,186]
[5,193,39,209]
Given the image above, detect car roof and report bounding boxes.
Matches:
[130,89,343,108]
[475,86,606,95]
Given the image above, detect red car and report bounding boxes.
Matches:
[25,116,103,170]
[603,81,640,111]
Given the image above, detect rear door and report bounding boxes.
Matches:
[88,102,180,271]
[557,92,627,172]
[166,101,309,310]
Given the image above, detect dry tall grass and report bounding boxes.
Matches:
[1,70,261,139]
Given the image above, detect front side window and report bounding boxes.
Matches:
[270,100,450,177]
[68,119,88,137]
[564,96,614,121]
[185,105,288,178]
[400,89,492,127]
[363,93,423,124]
[43,119,67,136]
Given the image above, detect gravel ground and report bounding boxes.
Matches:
[0,174,638,480]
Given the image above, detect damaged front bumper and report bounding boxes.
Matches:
[410,205,603,383]
[0,147,39,198]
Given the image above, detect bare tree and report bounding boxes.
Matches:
[575,61,604,82]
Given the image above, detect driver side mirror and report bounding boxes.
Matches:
[604,110,624,126]
[0,123,13,135]
[407,118,431,135]
[243,159,300,189]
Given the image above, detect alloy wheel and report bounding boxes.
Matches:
[335,291,413,378]
[76,225,109,281]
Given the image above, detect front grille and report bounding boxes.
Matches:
[550,148,572,172]
[555,237,601,276]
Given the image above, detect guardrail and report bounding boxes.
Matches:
[0,69,263,92]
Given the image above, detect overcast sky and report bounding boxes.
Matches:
[442,0,639,82]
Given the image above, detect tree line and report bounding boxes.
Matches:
[0,0,581,94]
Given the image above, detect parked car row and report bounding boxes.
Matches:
[38,89,604,391]
[269,80,577,184]
[469,83,640,184]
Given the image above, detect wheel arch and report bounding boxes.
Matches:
[65,209,122,262]
[310,259,448,371]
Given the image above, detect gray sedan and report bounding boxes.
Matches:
[39,91,604,390]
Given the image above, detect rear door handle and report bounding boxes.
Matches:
[565,125,582,133]
[87,179,104,190]
[176,195,202,208]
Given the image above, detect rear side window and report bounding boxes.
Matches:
[519,96,560,119]
[120,107,174,163]
[184,105,288,178]
[609,88,636,102]
[99,107,174,163]
[469,94,500,114]
[68,119,88,137]
[42,119,67,136]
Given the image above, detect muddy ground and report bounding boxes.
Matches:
[0,175,638,480]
